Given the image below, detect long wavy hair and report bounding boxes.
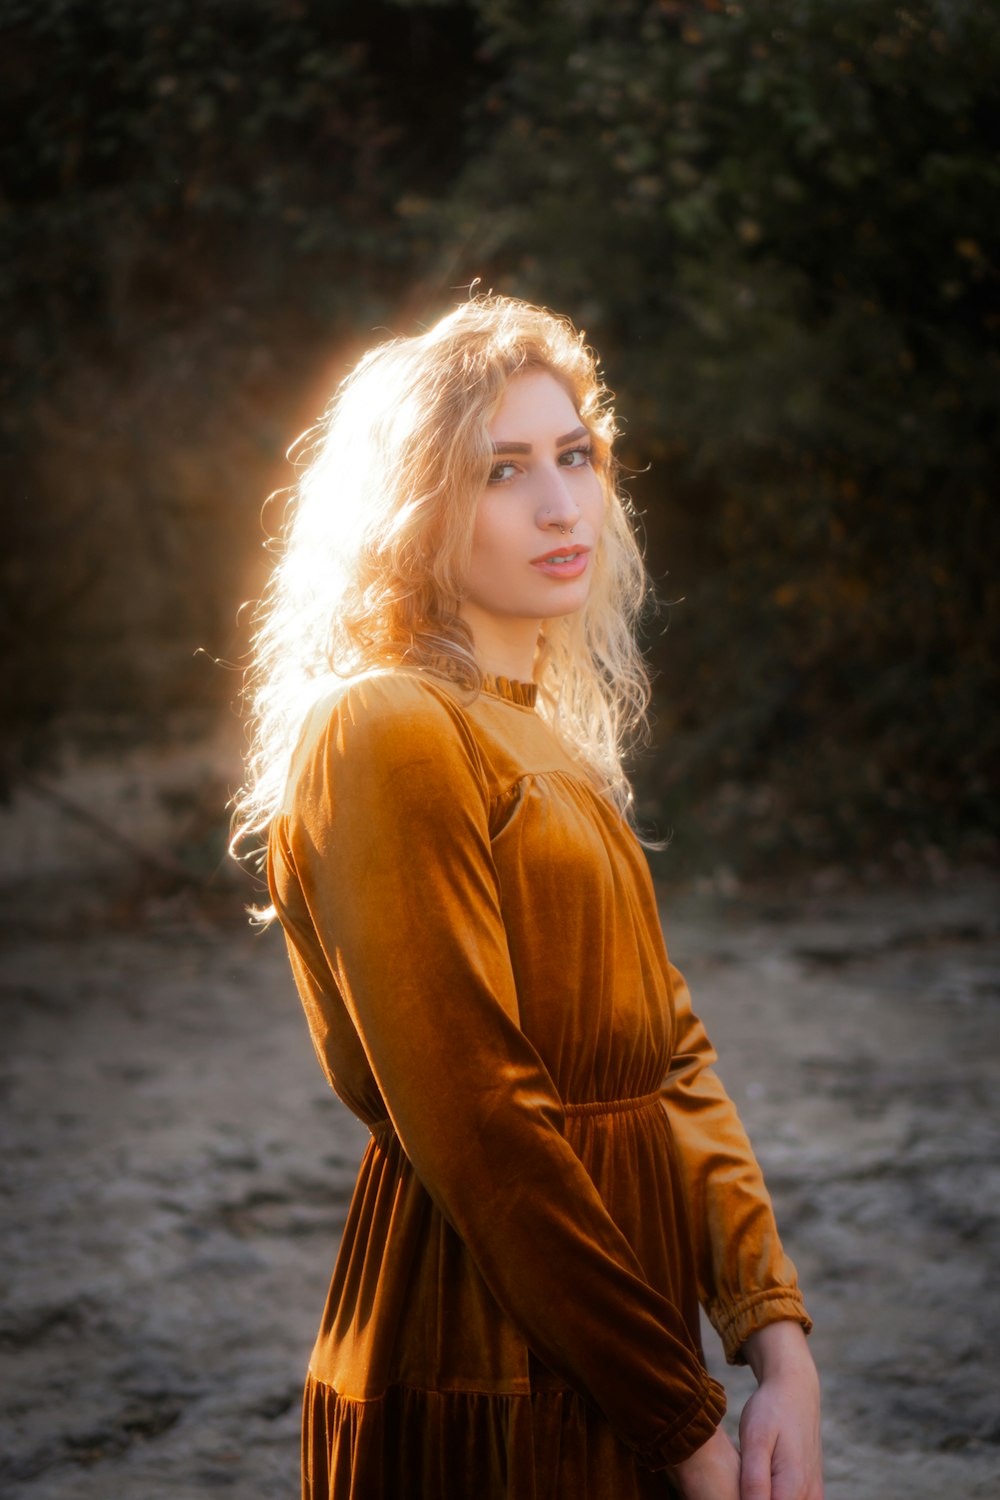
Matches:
[232,293,655,863]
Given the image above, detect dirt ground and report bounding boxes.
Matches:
[1,749,998,1499]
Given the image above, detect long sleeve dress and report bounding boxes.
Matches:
[266,668,812,1500]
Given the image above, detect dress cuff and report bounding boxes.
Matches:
[634,1372,728,1470]
[709,1289,814,1365]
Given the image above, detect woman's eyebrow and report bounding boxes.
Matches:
[491,426,589,455]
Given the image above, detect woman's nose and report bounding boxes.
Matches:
[535,466,581,528]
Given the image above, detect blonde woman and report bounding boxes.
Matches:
[235,295,823,1500]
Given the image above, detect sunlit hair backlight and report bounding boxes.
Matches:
[232,293,654,864]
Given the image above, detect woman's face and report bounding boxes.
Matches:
[459,369,605,645]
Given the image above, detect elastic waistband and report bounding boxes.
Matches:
[563,1089,662,1119]
[368,1088,663,1140]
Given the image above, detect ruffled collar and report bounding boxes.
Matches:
[480,673,538,709]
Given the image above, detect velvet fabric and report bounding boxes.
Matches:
[267,670,812,1499]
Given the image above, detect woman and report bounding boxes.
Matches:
[235,294,823,1499]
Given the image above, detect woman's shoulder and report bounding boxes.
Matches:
[275,672,491,856]
[313,668,469,732]
[293,669,482,784]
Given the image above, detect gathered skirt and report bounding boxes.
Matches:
[300,1095,700,1499]
[301,1373,682,1499]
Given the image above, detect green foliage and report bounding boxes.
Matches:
[439,0,1000,874]
[0,0,480,783]
[0,0,477,346]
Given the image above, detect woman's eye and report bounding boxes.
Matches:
[559,445,593,469]
[488,460,519,485]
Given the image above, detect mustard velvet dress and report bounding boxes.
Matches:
[267,669,811,1500]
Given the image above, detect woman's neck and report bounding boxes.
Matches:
[458,604,540,683]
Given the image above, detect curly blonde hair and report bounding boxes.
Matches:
[232,293,654,859]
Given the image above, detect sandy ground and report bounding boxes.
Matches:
[1,756,998,1499]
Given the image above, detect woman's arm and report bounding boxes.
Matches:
[658,959,823,1497]
[271,675,726,1470]
[659,959,812,1362]
[666,1324,824,1500]
[738,1321,824,1500]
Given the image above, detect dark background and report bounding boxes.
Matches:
[2,10,999,1494]
[3,0,998,887]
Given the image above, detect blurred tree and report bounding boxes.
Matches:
[0,0,483,782]
[425,0,1000,874]
[1,0,996,878]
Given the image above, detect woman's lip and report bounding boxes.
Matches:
[530,550,590,579]
[530,545,592,564]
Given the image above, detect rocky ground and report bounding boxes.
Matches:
[0,750,997,1499]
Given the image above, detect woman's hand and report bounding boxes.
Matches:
[738,1322,824,1500]
[667,1424,741,1500]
